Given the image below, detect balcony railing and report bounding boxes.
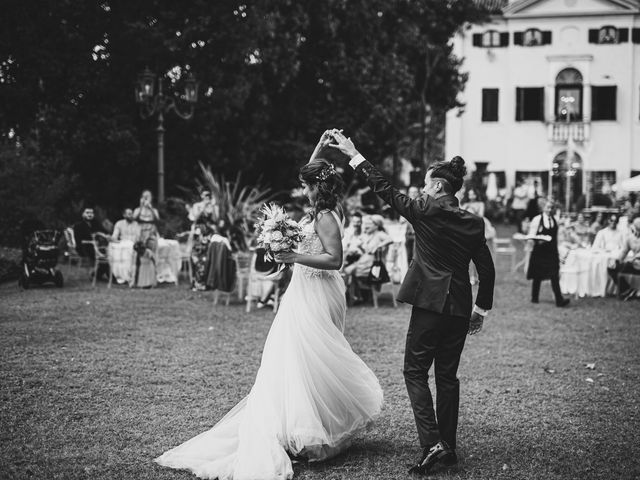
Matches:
[547,122,590,142]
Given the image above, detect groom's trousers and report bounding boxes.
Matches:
[403,305,469,450]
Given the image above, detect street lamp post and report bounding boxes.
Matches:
[135,67,199,204]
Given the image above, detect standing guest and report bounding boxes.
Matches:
[525,179,541,222]
[511,180,528,231]
[592,213,624,252]
[131,190,159,288]
[461,188,485,218]
[111,208,141,242]
[526,198,570,307]
[404,186,420,263]
[607,215,640,299]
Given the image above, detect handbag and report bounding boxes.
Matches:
[367,249,390,285]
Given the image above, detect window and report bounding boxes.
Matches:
[472,30,509,47]
[591,86,617,121]
[514,28,552,46]
[555,68,583,121]
[515,87,544,121]
[482,89,499,122]
[588,26,630,44]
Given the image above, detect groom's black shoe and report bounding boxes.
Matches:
[408,441,457,475]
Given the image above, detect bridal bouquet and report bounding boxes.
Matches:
[256,203,303,268]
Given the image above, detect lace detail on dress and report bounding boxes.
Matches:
[295,212,342,279]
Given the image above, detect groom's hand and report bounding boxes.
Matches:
[468,312,484,335]
[328,130,359,158]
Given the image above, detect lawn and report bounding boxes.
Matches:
[1,260,639,480]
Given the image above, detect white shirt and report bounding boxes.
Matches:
[592,227,623,252]
[112,219,141,243]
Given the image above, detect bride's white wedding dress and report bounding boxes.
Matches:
[155,210,383,480]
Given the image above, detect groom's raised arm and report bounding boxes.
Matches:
[328,133,426,222]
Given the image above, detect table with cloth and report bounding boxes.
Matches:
[559,248,619,297]
[108,238,182,284]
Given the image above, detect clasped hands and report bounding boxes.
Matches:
[317,129,359,158]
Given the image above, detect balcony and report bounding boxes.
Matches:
[547,122,590,143]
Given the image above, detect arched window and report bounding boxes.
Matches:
[523,28,543,46]
[598,26,618,44]
[482,30,501,47]
[555,68,583,121]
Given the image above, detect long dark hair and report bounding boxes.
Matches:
[299,159,344,219]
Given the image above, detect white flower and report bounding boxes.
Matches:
[271,231,284,241]
[264,218,276,229]
[262,232,272,243]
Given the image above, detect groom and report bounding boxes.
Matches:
[329,132,495,475]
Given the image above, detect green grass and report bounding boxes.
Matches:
[1,260,639,480]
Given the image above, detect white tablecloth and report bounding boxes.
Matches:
[560,248,618,297]
[108,238,182,284]
[383,221,409,282]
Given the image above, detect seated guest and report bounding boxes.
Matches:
[73,207,110,279]
[572,213,591,247]
[592,213,624,252]
[73,207,102,257]
[343,214,393,302]
[342,212,364,266]
[607,215,640,299]
[588,212,604,244]
[111,208,141,242]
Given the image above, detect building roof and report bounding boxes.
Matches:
[477,0,640,16]
[474,0,509,14]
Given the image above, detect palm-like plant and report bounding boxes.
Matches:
[198,162,276,241]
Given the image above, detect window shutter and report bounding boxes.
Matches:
[588,29,599,43]
[618,28,629,43]
[516,88,523,121]
[473,33,482,46]
[500,32,509,47]
[633,28,640,44]
[542,31,552,45]
[536,87,545,120]
[592,86,617,121]
[514,32,523,45]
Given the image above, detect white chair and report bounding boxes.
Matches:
[245,252,281,313]
[83,237,112,288]
[175,228,194,286]
[492,237,517,272]
[63,227,85,268]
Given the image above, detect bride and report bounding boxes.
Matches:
[155,132,383,480]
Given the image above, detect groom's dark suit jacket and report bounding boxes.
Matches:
[355,160,495,318]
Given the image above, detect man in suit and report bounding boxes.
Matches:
[329,131,495,475]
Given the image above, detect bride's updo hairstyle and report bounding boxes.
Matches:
[299,159,345,218]
[427,155,467,194]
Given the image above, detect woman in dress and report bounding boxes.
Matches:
[526,198,570,307]
[189,190,217,290]
[342,215,392,302]
[155,132,383,480]
[131,190,159,288]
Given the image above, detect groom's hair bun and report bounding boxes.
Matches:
[428,156,467,193]
[449,156,467,179]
